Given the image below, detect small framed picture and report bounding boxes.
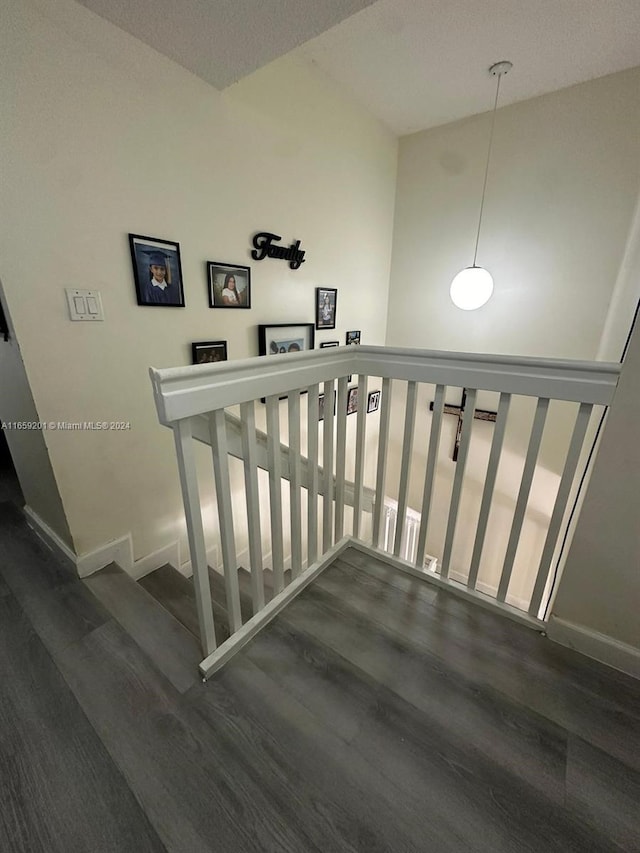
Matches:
[367,390,381,413]
[207,261,251,308]
[347,386,358,415]
[315,287,337,330]
[320,340,339,348]
[318,392,336,421]
[258,323,315,356]
[346,330,361,345]
[129,234,185,307]
[191,340,228,365]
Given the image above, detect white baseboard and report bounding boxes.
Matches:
[23,505,77,571]
[76,534,133,578]
[547,616,640,679]
[130,541,181,580]
[180,545,219,578]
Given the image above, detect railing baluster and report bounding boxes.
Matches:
[528,401,593,617]
[441,387,477,579]
[467,392,511,590]
[372,377,392,548]
[306,384,320,566]
[265,394,285,595]
[322,379,335,553]
[239,400,265,613]
[172,418,217,655]
[334,376,349,540]
[497,397,550,602]
[416,383,445,569]
[353,373,368,539]
[209,409,242,633]
[394,381,418,557]
[288,390,302,578]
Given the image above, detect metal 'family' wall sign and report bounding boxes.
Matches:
[251,232,306,270]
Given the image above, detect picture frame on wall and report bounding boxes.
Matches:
[129,233,185,307]
[191,340,228,364]
[320,340,339,348]
[315,287,337,330]
[347,386,358,415]
[346,330,361,345]
[258,323,315,357]
[207,261,251,308]
[318,392,336,421]
[367,390,381,413]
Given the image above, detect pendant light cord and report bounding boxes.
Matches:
[473,73,503,267]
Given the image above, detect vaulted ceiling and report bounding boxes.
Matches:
[76,0,640,134]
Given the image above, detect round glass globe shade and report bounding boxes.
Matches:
[450,266,494,310]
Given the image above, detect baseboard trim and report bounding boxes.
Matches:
[547,616,640,679]
[130,541,181,580]
[23,505,77,571]
[199,536,353,680]
[349,540,543,632]
[24,506,133,578]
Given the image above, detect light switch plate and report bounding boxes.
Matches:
[66,289,104,321]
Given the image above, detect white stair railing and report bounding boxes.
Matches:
[150,346,619,678]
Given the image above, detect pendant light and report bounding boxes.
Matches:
[450,60,512,310]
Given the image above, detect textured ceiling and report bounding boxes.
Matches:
[75,0,640,134]
[74,0,378,89]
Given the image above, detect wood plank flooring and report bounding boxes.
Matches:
[0,497,639,852]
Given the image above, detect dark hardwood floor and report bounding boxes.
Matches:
[0,490,639,852]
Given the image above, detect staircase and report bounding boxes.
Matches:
[83,561,291,689]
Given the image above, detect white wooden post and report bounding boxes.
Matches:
[265,394,285,594]
[306,384,320,566]
[416,383,445,569]
[497,397,549,602]
[172,418,217,655]
[353,373,368,539]
[288,390,302,578]
[209,409,242,634]
[334,376,348,540]
[394,381,417,557]
[372,377,392,548]
[239,400,265,613]
[322,379,335,553]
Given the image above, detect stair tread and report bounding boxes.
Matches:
[83,563,200,693]
[138,564,230,647]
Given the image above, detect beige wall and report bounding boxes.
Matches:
[381,69,640,606]
[386,67,640,359]
[0,285,73,547]
[551,316,640,652]
[0,0,397,562]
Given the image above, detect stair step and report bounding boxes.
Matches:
[83,563,200,694]
[138,564,230,647]
[207,566,293,619]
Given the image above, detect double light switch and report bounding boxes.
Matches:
[66,289,104,321]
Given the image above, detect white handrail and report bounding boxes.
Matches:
[149,346,619,423]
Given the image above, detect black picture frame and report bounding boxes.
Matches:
[320,340,339,348]
[346,330,361,345]
[315,287,337,330]
[129,233,185,307]
[207,261,251,309]
[318,392,336,422]
[367,390,381,413]
[258,323,315,357]
[347,386,358,415]
[191,340,228,365]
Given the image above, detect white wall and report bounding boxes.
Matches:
[386,67,640,359]
[0,286,73,546]
[549,314,640,671]
[381,69,640,607]
[0,0,397,564]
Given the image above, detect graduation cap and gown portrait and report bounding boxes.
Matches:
[129,235,185,307]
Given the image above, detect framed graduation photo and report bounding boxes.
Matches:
[315,287,337,330]
[129,234,185,307]
[208,261,251,308]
